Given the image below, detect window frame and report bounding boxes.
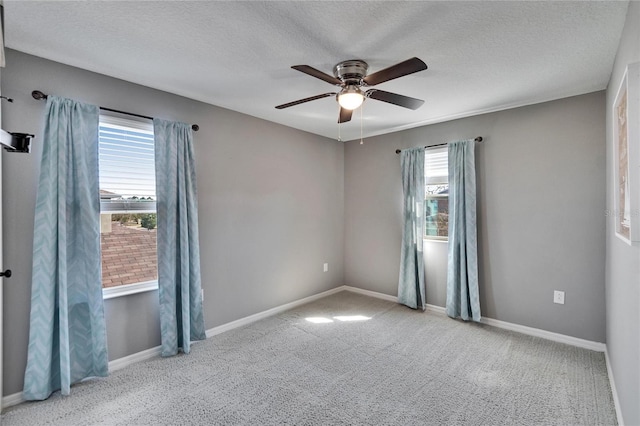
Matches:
[99,112,158,299]
[103,279,158,299]
[424,146,449,242]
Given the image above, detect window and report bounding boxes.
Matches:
[424,147,448,240]
[98,113,158,298]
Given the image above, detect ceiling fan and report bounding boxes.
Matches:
[275,57,428,123]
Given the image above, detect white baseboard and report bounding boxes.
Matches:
[478,316,605,352]
[605,347,624,425]
[342,285,397,302]
[343,286,606,353]
[2,391,24,410]
[108,345,162,372]
[205,286,345,338]
[426,303,446,315]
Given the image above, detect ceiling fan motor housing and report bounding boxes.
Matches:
[333,60,368,84]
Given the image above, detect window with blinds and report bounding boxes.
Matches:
[99,114,156,213]
[99,113,158,294]
[424,147,449,240]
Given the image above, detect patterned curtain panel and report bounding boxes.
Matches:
[23,96,108,400]
[153,118,206,357]
[398,147,426,310]
[446,139,481,321]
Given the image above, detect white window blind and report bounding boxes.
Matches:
[99,114,156,213]
[425,146,448,184]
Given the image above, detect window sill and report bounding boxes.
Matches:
[424,238,448,243]
[103,280,158,300]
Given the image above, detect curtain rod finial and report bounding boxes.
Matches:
[475,136,483,142]
[32,90,48,101]
[395,149,401,154]
[191,124,199,131]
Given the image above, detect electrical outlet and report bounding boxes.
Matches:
[323,263,328,272]
[553,290,565,305]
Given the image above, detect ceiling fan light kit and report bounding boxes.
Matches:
[337,85,364,110]
[276,57,428,124]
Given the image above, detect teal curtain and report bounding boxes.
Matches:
[23,96,108,400]
[398,147,426,310]
[446,139,481,321]
[154,118,206,356]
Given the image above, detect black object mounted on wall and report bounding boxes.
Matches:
[0,129,33,153]
[0,90,33,152]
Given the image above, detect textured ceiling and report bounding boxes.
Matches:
[3,1,629,141]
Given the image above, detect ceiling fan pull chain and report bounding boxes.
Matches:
[337,104,342,142]
[360,103,364,145]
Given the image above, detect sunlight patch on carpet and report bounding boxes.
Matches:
[333,315,371,322]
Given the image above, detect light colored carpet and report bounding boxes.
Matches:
[2,291,616,425]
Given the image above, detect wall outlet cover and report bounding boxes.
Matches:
[323,263,328,272]
[553,290,565,305]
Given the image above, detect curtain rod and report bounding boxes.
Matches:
[395,136,483,154]
[31,90,200,132]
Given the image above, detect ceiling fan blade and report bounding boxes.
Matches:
[363,57,427,86]
[366,89,425,110]
[292,65,342,85]
[338,108,352,123]
[275,92,337,109]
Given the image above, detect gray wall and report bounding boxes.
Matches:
[605,2,640,424]
[345,92,606,343]
[1,50,345,396]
